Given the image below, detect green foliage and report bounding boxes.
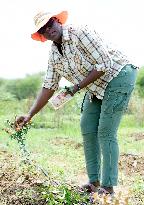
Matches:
[38,182,90,205]
[0,79,16,100]
[0,78,5,86]
[0,91,144,204]
[136,67,144,97]
[5,74,42,100]
[3,119,32,160]
[0,89,16,101]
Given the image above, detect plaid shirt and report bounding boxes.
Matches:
[43,24,133,99]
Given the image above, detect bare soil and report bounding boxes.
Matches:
[0,149,144,205]
[130,132,144,141]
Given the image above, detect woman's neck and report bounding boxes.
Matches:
[54,35,62,44]
[54,42,63,56]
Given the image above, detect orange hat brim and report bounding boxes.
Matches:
[31,11,68,42]
[31,32,47,42]
[53,11,68,25]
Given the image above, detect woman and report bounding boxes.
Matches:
[16,10,138,195]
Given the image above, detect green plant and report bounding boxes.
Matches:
[136,67,144,97]
[3,118,32,160]
[5,74,42,100]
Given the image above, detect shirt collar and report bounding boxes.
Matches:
[51,25,70,54]
[62,25,70,41]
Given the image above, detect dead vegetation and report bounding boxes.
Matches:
[0,149,144,205]
[130,132,144,141]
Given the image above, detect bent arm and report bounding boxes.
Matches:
[78,69,104,89]
[72,69,104,94]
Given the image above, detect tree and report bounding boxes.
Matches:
[6,74,43,100]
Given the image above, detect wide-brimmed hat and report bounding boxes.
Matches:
[31,10,68,42]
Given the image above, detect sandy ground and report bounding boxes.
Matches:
[0,146,144,205]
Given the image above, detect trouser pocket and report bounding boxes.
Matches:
[103,64,137,114]
[103,86,134,114]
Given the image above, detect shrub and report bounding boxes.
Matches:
[5,74,42,100]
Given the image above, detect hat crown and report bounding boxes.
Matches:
[34,12,52,28]
[31,10,68,42]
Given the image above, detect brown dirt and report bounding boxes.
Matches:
[0,149,144,205]
[0,150,47,205]
[50,137,83,149]
[119,153,144,176]
[130,132,144,141]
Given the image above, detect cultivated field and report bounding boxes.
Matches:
[0,93,144,204]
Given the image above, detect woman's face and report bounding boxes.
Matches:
[38,18,63,43]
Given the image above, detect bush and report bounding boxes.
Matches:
[0,83,16,101]
[0,90,16,101]
[5,74,43,100]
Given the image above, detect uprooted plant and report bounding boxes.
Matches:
[2,118,132,205]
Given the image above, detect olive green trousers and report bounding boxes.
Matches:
[80,64,137,187]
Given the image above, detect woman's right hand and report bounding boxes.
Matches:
[15,114,32,129]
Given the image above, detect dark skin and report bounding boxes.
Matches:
[16,18,114,193]
[16,18,104,123]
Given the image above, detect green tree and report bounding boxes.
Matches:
[6,74,43,100]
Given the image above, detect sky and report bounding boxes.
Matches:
[0,0,144,80]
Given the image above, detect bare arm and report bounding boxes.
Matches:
[28,87,55,118]
[73,69,104,93]
[78,69,104,89]
[16,87,55,126]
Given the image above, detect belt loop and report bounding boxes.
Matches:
[89,93,94,103]
[131,64,139,69]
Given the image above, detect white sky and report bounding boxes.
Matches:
[0,0,144,79]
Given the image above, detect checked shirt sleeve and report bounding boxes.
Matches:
[78,26,113,72]
[42,59,61,91]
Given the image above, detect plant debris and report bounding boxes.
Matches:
[0,150,143,205]
[130,132,144,141]
[1,118,143,204]
[119,153,144,176]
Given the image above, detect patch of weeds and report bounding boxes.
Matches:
[131,176,144,205]
[37,182,90,205]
